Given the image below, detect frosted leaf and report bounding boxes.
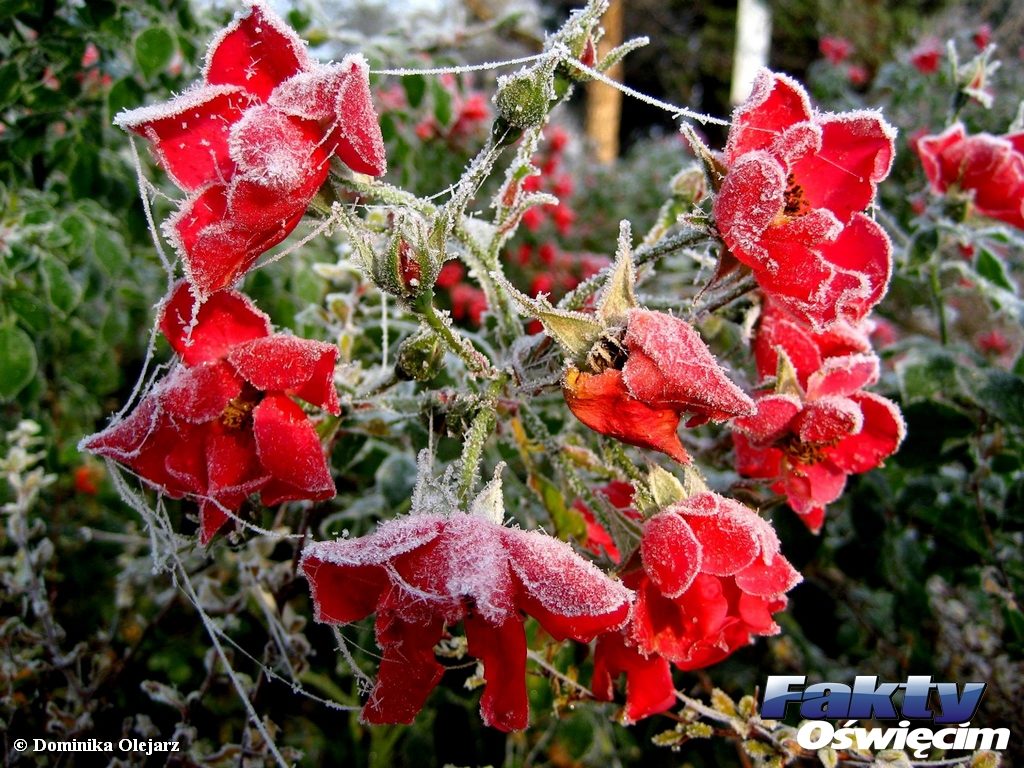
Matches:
[468,465,505,525]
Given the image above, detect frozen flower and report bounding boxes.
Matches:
[713,69,895,331]
[82,282,339,543]
[115,3,385,296]
[301,472,632,731]
[733,353,904,532]
[593,491,800,721]
[916,123,1024,230]
[563,309,755,464]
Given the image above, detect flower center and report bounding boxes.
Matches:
[782,174,811,218]
[220,384,262,430]
[585,328,628,374]
[778,433,828,465]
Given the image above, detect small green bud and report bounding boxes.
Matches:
[671,165,708,206]
[495,71,551,129]
[395,329,445,382]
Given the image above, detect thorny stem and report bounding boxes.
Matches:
[453,223,521,344]
[457,377,506,503]
[690,272,759,321]
[561,227,712,310]
[420,298,501,378]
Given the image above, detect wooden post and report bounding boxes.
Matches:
[730,0,771,104]
[585,0,624,164]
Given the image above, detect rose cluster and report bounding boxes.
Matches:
[84,5,907,736]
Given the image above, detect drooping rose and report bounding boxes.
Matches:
[115,3,386,295]
[563,309,754,464]
[916,123,1024,230]
[82,282,339,543]
[301,495,632,731]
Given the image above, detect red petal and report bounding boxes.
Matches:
[301,556,389,624]
[733,433,784,480]
[199,499,231,545]
[228,106,330,192]
[227,335,340,413]
[115,86,252,191]
[679,496,761,576]
[640,512,701,598]
[160,361,243,422]
[916,123,967,193]
[623,310,755,420]
[725,70,813,162]
[204,3,310,101]
[753,302,823,385]
[163,422,208,495]
[504,527,632,641]
[782,460,846,531]
[732,394,802,444]
[814,214,892,327]
[251,394,334,500]
[805,353,879,399]
[464,615,528,732]
[362,612,445,725]
[563,367,690,464]
[591,633,676,723]
[159,281,271,365]
[735,552,802,597]
[795,396,863,444]
[713,152,788,267]
[205,421,266,497]
[826,391,905,473]
[792,113,895,222]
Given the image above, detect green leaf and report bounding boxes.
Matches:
[134,26,175,81]
[40,257,82,315]
[968,369,1024,426]
[0,324,37,401]
[0,61,20,104]
[432,79,453,127]
[403,73,426,109]
[93,229,130,276]
[529,472,585,539]
[906,229,939,268]
[974,248,1016,292]
[895,348,959,403]
[108,76,145,118]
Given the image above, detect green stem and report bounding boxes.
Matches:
[453,224,520,344]
[420,299,500,378]
[457,378,506,504]
[930,260,948,345]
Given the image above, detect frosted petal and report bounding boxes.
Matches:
[228,335,339,413]
[640,512,701,598]
[159,281,270,366]
[251,394,334,501]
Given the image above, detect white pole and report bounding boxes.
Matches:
[730,0,772,105]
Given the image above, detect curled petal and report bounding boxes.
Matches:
[683,504,761,577]
[795,396,863,445]
[732,394,802,444]
[622,309,755,421]
[591,632,676,723]
[754,303,824,385]
[252,394,334,501]
[464,615,528,732]
[160,362,243,423]
[735,553,802,597]
[302,556,390,624]
[782,460,847,532]
[805,353,879,399]
[826,391,905,473]
[725,69,813,162]
[159,281,271,366]
[362,612,446,726]
[227,335,340,413]
[640,512,701,598]
[504,527,632,641]
[563,367,690,464]
[204,3,310,101]
[792,113,896,222]
[114,86,252,191]
[228,106,329,191]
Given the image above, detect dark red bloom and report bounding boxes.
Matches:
[733,353,904,532]
[301,505,632,731]
[115,3,385,296]
[592,490,800,720]
[713,70,895,330]
[819,36,853,65]
[916,123,1024,230]
[910,39,943,74]
[82,282,339,544]
[973,24,992,51]
[563,309,754,464]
